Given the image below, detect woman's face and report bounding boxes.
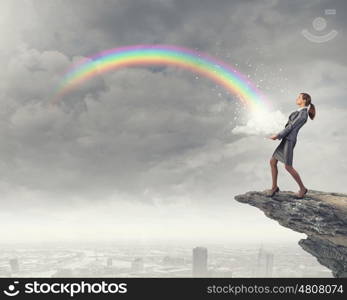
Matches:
[296,93,305,106]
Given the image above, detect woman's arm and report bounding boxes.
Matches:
[276,110,307,140]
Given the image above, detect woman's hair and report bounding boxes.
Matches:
[301,92,316,120]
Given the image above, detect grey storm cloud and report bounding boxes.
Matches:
[0,0,346,213]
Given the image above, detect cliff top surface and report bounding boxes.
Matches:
[235,189,347,247]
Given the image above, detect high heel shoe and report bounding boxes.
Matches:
[267,186,280,197]
[296,188,308,199]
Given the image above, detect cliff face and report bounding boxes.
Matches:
[235,190,347,278]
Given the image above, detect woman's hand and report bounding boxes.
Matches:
[268,135,278,140]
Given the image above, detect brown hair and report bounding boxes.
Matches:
[301,92,316,120]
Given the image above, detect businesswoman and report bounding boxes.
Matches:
[267,93,316,198]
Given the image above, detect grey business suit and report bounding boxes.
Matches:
[272,107,308,165]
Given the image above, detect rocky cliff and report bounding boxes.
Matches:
[235,190,347,278]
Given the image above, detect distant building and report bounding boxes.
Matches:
[209,267,233,278]
[106,257,113,267]
[9,258,19,273]
[255,247,274,277]
[162,256,185,266]
[192,247,208,277]
[265,252,274,277]
[131,258,144,273]
[0,266,11,276]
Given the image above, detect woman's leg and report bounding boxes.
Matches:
[270,157,279,189]
[284,164,306,191]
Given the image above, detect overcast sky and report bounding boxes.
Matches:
[0,0,346,244]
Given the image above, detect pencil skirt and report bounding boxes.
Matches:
[272,138,297,166]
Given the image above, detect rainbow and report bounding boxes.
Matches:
[52,44,269,111]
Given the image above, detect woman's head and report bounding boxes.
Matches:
[296,92,316,120]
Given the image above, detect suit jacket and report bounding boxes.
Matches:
[277,108,308,141]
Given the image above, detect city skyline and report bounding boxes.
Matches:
[0,242,332,278]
